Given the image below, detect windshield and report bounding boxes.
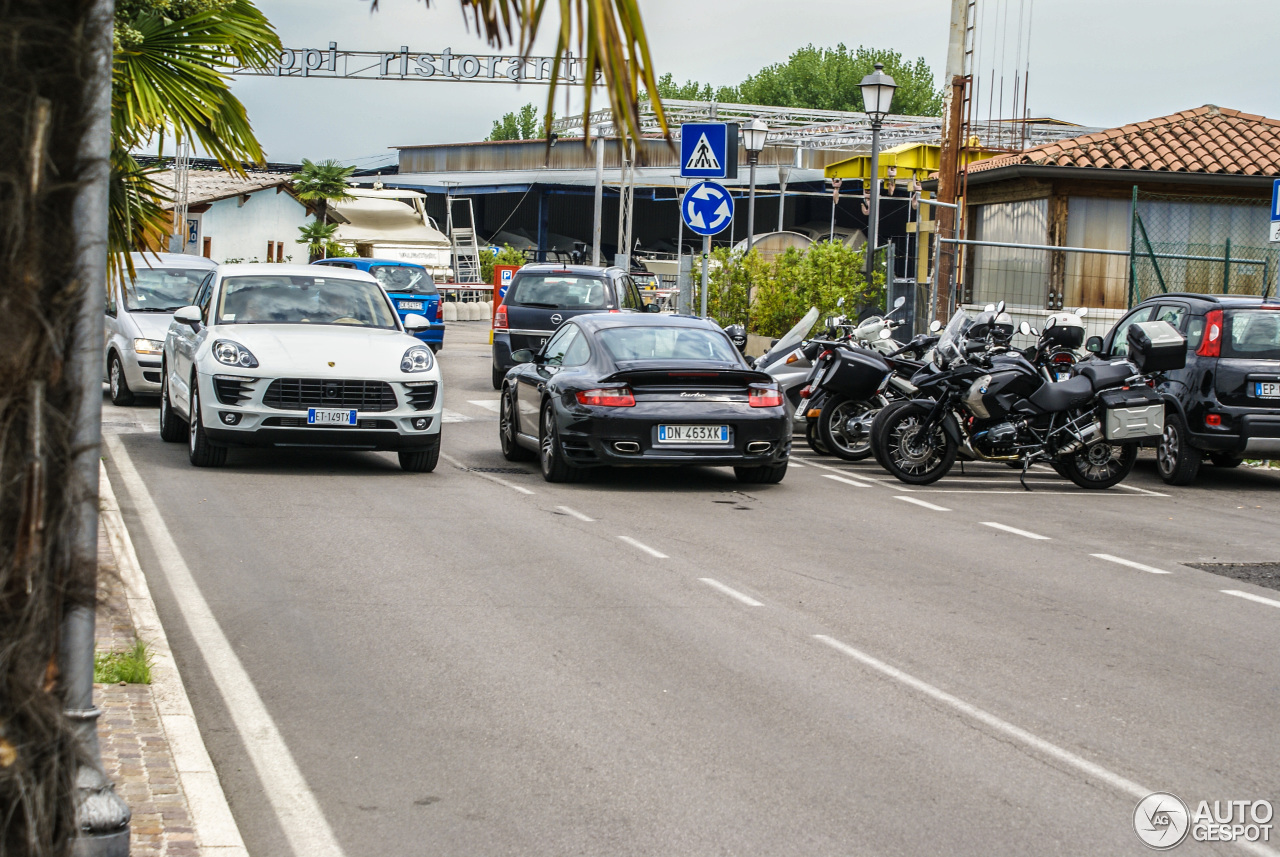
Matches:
[215,275,399,328]
[598,326,740,363]
[370,264,437,296]
[769,307,821,358]
[1225,310,1280,361]
[506,275,608,309]
[934,308,973,367]
[120,267,209,312]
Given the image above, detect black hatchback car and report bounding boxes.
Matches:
[1086,293,1280,484]
[491,264,653,388]
[497,313,791,484]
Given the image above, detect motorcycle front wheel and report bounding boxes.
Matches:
[869,400,911,472]
[805,418,831,456]
[1059,441,1138,489]
[879,402,957,485]
[818,395,876,461]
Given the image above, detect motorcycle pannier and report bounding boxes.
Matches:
[818,347,892,400]
[1098,385,1164,441]
[1126,320,1186,373]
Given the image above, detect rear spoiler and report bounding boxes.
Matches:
[601,361,773,387]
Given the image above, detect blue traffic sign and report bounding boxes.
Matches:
[680,123,736,179]
[1272,179,1280,222]
[682,181,734,236]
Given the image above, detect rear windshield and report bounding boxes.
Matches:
[506,275,608,310]
[598,326,739,363]
[370,264,437,296]
[120,267,210,312]
[1225,310,1280,360]
[216,275,398,329]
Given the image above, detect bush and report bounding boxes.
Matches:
[94,640,152,685]
[479,243,526,285]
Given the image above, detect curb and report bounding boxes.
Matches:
[99,462,250,857]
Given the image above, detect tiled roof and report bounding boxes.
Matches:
[968,106,1280,177]
[153,169,292,208]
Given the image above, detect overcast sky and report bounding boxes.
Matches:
[231,0,1280,166]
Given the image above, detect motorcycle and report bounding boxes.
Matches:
[871,302,1182,489]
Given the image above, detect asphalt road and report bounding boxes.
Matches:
[102,321,1280,857]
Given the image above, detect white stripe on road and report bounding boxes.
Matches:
[555,505,595,522]
[894,496,952,512]
[980,521,1051,540]
[467,399,502,412]
[698,578,764,607]
[618,536,669,559]
[1114,482,1170,497]
[104,434,346,857]
[441,453,534,495]
[440,409,471,423]
[1221,589,1280,610]
[790,456,881,482]
[786,459,805,467]
[1091,553,1172,575]
[823,474,870,488]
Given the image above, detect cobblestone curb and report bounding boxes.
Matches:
[98,462,249,857]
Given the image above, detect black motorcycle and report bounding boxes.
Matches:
[872,304,1182,489]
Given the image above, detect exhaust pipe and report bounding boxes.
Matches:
[745,441,772,453]
[1058,420,1102,455]
[613,441,640,453]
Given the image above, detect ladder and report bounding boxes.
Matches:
[447,196,482,284]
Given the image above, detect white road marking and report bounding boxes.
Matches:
[1221,589,1280,610]
[1114,482,1170,497]
[467,399,502,412]
[786,459,805,468]
[99,463,248,856]
[895,496,952,512]
[618,536,669,559]
[555,505,594,522]
[980,521,1051,540]
[804,460,881,482]
[104,435,347,857]
[1091,553,1172,575]
[440,409,471,423]
[823,474,870,488]
[441,452,535,494]
[698,578,764,607]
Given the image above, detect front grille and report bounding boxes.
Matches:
[403,382,437,411]
[213,376,253,405]
[261,417,396,429]
[262,378,397,412]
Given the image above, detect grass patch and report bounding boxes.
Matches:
[94,639,152,684]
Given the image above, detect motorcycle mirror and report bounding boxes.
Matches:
[1045,316,1057,329]
[1075,306,1088,317]
[878,328,893,340]
[893,296,906,309]
[1030,326,1040,336]
[984,303,996,312]
[837,297,846,307]
[929,319,943,332]
[1018,321,1031,336]
[996,300,1006,314]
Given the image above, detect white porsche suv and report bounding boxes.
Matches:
[159,264,444,472]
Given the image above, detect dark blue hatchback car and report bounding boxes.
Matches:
[312,258,445,352]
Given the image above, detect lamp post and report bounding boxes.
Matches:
[860,62,897,294]
[742,118,768,256]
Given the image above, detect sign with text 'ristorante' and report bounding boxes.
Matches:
[234,43,602,84]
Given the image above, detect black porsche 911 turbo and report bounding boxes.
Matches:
[498,313,791,483]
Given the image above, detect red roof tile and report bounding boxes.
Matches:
[969,106,1280,177]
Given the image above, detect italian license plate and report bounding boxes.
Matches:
[657,424,729,444]
[1256,382,1280,398]
[308,408,357,426]
[399,301,424,311]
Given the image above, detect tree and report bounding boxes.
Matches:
[479,244,527,284]
[291,158,356,224]
[487,103,542,141]
[296,220,340,262]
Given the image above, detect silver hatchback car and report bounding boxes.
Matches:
[105,252,217,405]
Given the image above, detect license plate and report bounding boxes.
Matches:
[1255,382,1280,398]
[1056,372,1071,382]
[399,301,424,311]
[308,408,357,426]
[657,424,729,444]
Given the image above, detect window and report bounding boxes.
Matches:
[1152,304,1187,330]
[1224,310,1280,361]
[105,282,116,316]
[597,326,739,362]
[617,276,643,310]
[506,275,608,309]
[216,275,398,328]
[1185,315,1206,351]
[194,275,214,323]
[561,330,591,366]
[542,325,580,366]
[120,267,211,313]
[202,237,211,258]
[1107,307,1153,357]
[967,198,1048,308]
[369,264,438,295]
[1064,197,1131,309]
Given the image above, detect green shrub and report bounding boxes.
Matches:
[94,639,152,685]
[479,243,526,285]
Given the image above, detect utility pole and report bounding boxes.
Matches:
[591,126,604,266]
[935,0,969,320]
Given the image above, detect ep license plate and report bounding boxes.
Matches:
[399,301,424,311]
[1255,382,1280,398]
[308,408,357,426]
[657,424,729,444]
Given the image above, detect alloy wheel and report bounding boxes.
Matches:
[1156,423,1179,476]
[828,399,874,457]
[888,415,941,476]
[110,360,121,398]
[1075,442,1122,482]
[540,407,556,470]
[188,384,200,453]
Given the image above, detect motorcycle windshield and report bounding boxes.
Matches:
[935,309,973,367]
[765,307,820,361]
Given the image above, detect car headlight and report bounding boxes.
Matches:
[401,345,434,373]
[133,338,163,355]
[213,339,259,368]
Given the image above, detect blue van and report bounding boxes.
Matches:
[312,258,445,352]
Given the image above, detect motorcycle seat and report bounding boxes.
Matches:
[1074,359,1133,390]
[1029,374,1095,412]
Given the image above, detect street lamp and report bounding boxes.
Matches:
[743,117,768,255]
[859,62,897,295]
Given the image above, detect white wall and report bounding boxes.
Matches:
[197,189,313,264]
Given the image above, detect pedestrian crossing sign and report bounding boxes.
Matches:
[680,123,738,179]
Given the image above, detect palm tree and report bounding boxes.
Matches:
[291,159,356,226]
[297,220,340,262]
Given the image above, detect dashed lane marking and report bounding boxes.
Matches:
[441,452,534,494]
[698,578,764,607]
[555,505,595,522]
[617,536,669,559]
[1221,589,1280,610]
[441,409,471,423]
[1114,482,1170,497]
[467,399,502,412]
[823,474,871,488]
[980,521,1050,540]
[894,496,952,512]
[1091,553,1173,575]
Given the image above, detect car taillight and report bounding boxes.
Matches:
[436,301,443,321]
[1205,413,1223,427]
[576,386,635,407]
[493,305,508,329]
[1050,352,1075,365]
[1198,309,1222,357]
[749,385,783,407]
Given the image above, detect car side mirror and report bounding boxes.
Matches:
[510,349,536,364]
[1085,336,1104,354]
[403,313,430,332]
[646,303,661,313]
[173,305,202,329]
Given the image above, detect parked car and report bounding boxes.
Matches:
[312,258,445,352]
[491,264,654,389]
[497,313,790,484]
[105,252,218,405]
[1085,293,1280,484]
[158,264,443,472]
